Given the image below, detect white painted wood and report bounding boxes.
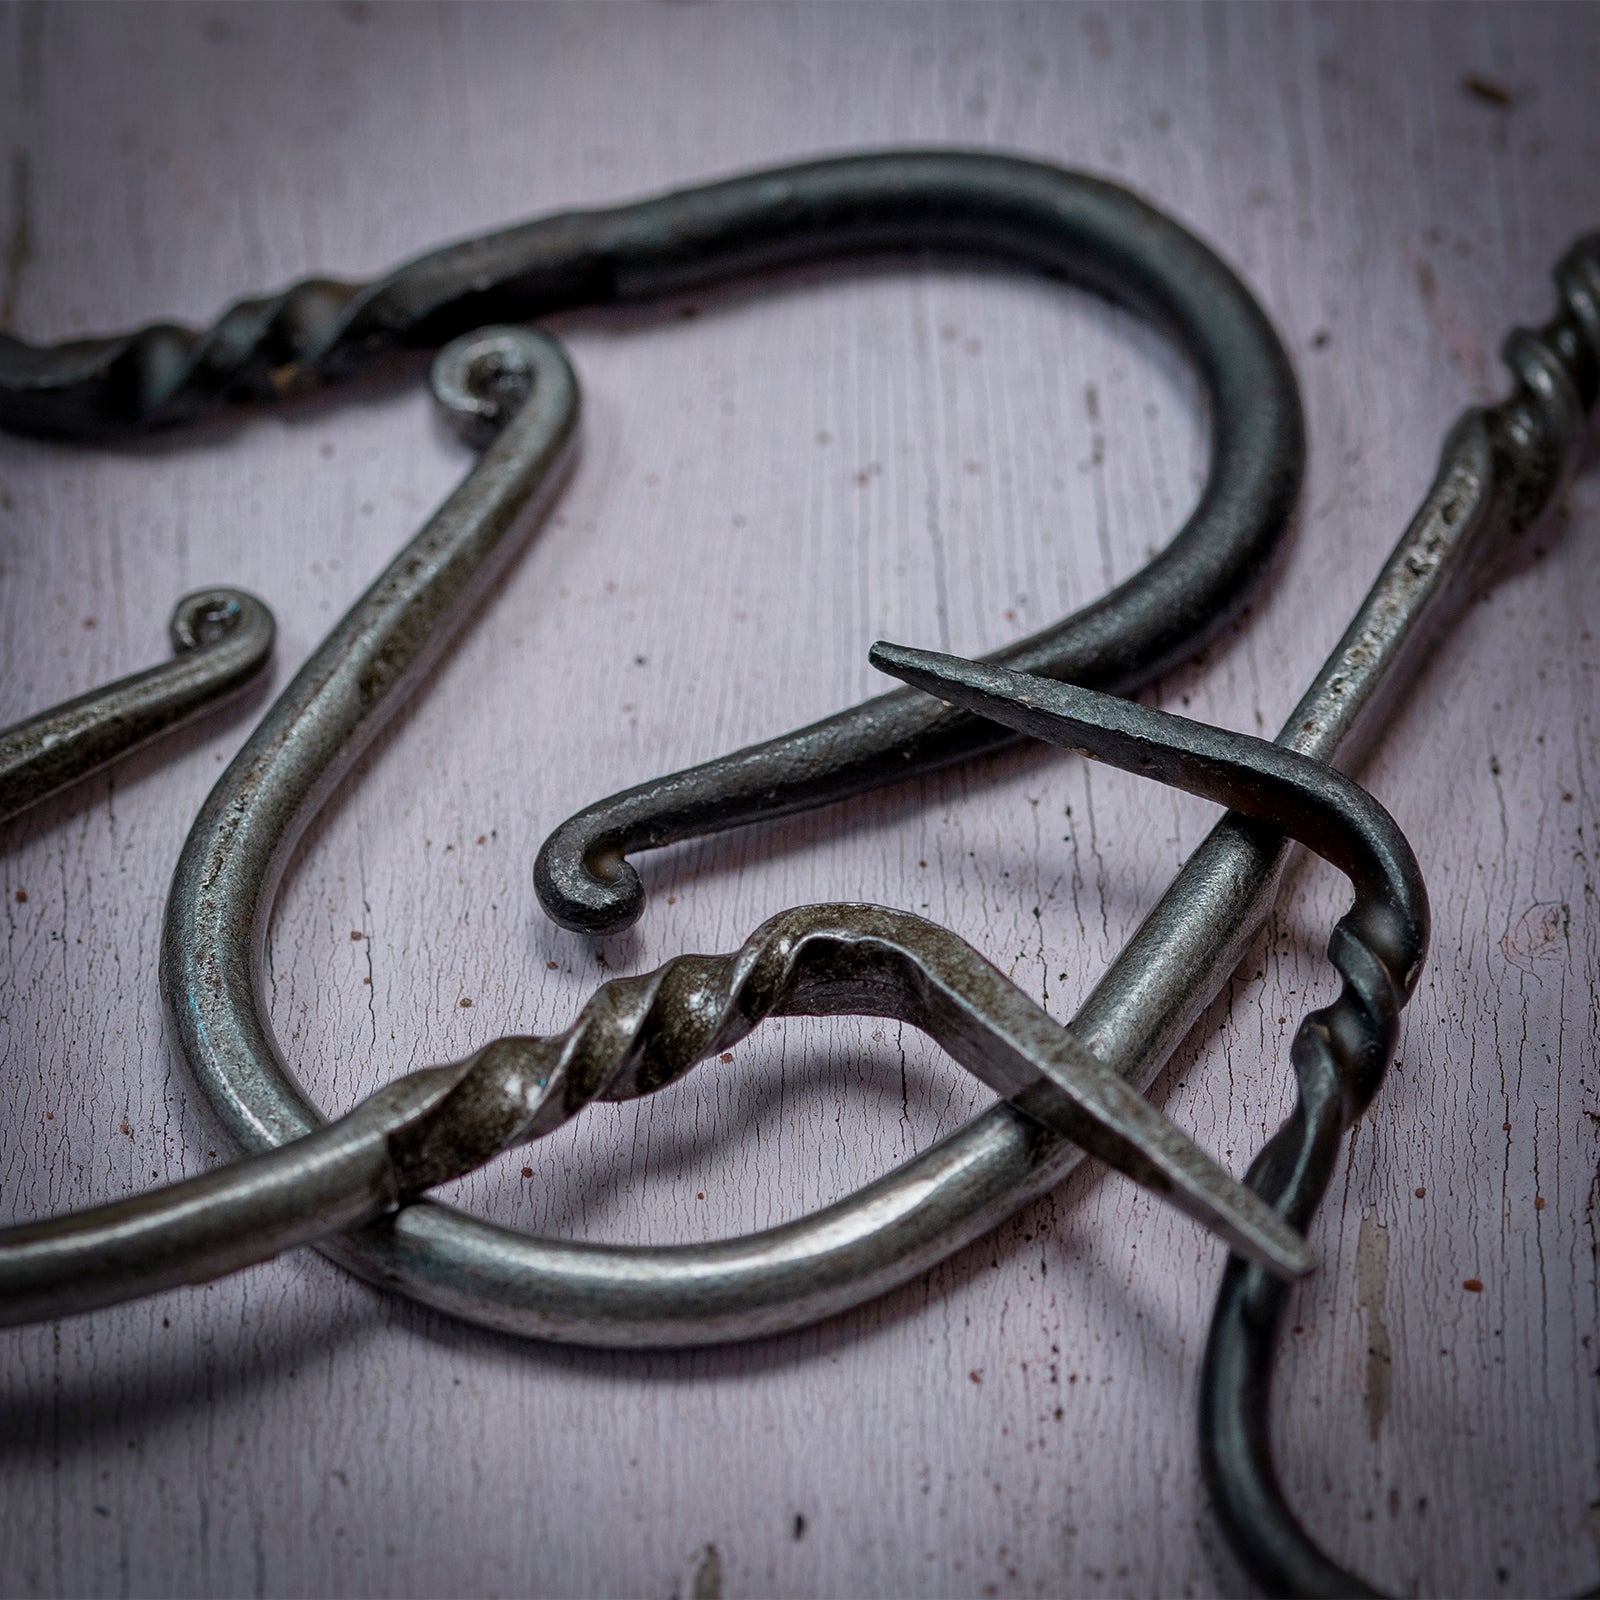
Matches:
[2,4,1597,1595]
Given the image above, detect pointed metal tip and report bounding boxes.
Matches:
[868,639,943,682]
[1057,1067,1319,1283]
[870,640,1015,707]
[1211,1199,1317,1280]
[872,640,1097,749]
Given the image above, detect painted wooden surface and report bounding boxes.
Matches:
[2,3,1598,1595]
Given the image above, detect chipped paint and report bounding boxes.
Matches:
[691,1543,722,1600]
[1356,1209,1392,1442]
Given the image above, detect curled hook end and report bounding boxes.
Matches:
[169,587,276,665]
[534,818,647,934]
[430,326,547,449]
[0,587,276,826]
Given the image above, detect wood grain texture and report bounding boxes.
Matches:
[2,3,1597,1595]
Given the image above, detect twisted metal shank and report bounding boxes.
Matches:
[1191,234,1600,1599]
[0,906,1031,1322]
[0,899,1303,1325]
[2,905,912,1322]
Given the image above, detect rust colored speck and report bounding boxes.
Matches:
[350,930,362,941]
[719,1052,734,1064]
[1415,1186,1426,1198]
[521,1166,533,1178]
[13,888,25,902]
[1534,1196,1546,1211]
[459,997,472,1008]
[969,1370,983,1384]
[1462,1278,1484,1293]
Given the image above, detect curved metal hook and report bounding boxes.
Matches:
[1,898,1313,1326]
[34,304,1296,1326]
[523,152,1305,933]
[0,150,1306,935]
[138,212,1600,1353]
[0,313,1311,1319]
[0,587,275,825]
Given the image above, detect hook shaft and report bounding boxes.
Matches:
[0,588,274,824]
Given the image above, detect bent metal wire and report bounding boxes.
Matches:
[0,152,1596,1599]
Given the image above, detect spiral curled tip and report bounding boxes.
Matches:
[0,584,277,825]
[429,324,553,448]
[168,587,275,657]
[534,818,648,934]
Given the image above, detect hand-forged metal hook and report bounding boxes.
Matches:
[871,644,1430,1597]
[0,151,1319,1332]
[145,153,1326,1335]
[0,587,274,823]
[0,320,1312,1325]
[876,225,1599,1598]
[1,147,1597,1599]
[0,150,1307,936]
